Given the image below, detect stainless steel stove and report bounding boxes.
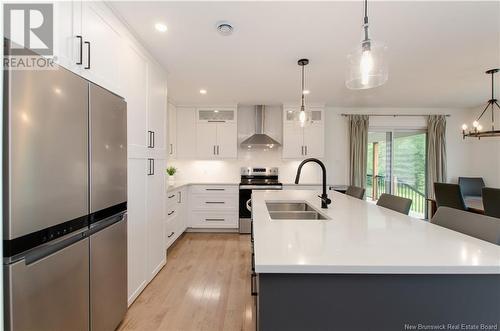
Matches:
[239,167,282,234]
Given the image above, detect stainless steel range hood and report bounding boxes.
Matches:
[240,105,281,148]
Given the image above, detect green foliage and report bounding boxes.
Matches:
[166,166,177,176]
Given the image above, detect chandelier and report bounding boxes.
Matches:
[462,69,500,139]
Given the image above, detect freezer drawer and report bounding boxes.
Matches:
[90,83,127,214]
[90,214,127,331]
[5,233,90,331]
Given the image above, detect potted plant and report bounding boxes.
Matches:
[166,166,177,185]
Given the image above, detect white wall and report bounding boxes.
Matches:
[169,105,500,187]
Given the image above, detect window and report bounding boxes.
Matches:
[367,130,427,218]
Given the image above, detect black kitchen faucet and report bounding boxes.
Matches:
[295,158,332,209]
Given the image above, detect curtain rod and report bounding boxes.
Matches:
[340,113,451,117]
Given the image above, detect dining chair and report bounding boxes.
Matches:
[458,177,485,198]
[345,186,365,200]
[482,187,500,218]
[376,193,412,215]
[433,183,466,210]
[431,207,500,245]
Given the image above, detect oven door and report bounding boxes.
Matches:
[239,185,282,234]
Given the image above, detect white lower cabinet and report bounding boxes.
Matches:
[146,159,166,278]
[188,185,238,229]
[126,158,148,304]
[165,187,187,249]
[189,211,238,229]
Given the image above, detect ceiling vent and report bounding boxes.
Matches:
[216,22,234,36]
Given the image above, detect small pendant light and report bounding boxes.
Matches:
[346,0,388,89]
[294,58,312,127]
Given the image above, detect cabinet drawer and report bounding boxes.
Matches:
[190,185,238,195]
[166,206,178,221]
[191,195,237,211]
[190,211,238,229]
[165,216,180,249]
[166,191,179,208]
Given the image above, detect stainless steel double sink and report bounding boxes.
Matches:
[266,202,330,220]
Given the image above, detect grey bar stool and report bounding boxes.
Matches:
[482,187,500,218]
[345,186,365,200]
[376,193,412,215]
[431,207,500,245]
[434,183,466,210]
[458,177,485,198]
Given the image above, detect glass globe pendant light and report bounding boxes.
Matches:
[294,58,312,127]
[346,0,388,89]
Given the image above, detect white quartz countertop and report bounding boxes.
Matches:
[252,190,500,274]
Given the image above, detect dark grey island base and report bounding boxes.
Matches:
[256,273,500,331]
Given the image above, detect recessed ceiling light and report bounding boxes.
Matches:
[303,90,310,95]
[216,21,234,36]
[155,23,168,32]
[199,89,207,94]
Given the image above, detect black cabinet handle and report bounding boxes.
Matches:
[178,191,182,203]
[170,143,173,154]
[168,194,175,199]
[168,211,174,216]
[205,188,225,191]
[147,131,153,148]
[213,145,216,155]
[205,201,225,204]
[167,231,175,238]
[217,145,219,155]
[251,273,258,296]
[305,146,308,155]
[205,218,225,222]
[84,41,90,69]
[152,131,155,148]
[147,158,154,176]
[76,36,83,65]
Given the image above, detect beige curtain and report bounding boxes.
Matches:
[427,115,447,199]
[348,115,369,188]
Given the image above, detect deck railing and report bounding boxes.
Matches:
[366,174,426,215]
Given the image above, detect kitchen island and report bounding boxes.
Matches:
[251,190,500,331]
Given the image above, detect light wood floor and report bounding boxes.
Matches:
[118,233,255,331]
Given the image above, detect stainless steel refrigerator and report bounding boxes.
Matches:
[3,54,128,331]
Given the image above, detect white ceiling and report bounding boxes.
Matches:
[110,1,500,108]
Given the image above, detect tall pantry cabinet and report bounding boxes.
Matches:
[51,0,169,305]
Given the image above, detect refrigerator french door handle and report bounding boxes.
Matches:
[24,229,88,265]
[76,36,83,65]
[84,41,90,69]
[88,213,125,235]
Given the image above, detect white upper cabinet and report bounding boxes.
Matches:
[121,42,149,151]
[196,123,218,159]
[282,107,325,159]
[216,123,238,158]
[52,1,82,72]
[148,64,168,154]
[80,2,122,95]
[196,108,236,123]
[176,107,197,159]
[195,108,237,159]
[167,103,177,158]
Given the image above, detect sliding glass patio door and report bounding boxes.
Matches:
[367,130,427,218]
